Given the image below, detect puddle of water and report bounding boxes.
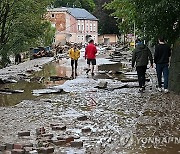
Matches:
[33,61,71,86]
[0,61,126,107]
[0,61,71,107]
[0,81,45,106]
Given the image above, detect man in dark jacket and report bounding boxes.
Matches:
[154,37,171,93]
[132,39,153,92]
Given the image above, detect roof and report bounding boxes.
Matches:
[47,7,98,21]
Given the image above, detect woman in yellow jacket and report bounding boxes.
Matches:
[69,43,80,77]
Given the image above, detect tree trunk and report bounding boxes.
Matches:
[169,39,180,94]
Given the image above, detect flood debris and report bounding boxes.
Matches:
[70,141,83,147]
[82,127,91,133]
[121,78,150,82]
[51,125,66,131]
[18,131,30,137]
[97,81,108,89]
[0,78,17,84]
[26,69,35,74]
[77,115,88,121]
[0,89,24,94]
[32,88,64,95]
[50,76,71,81]
[0,44,179,154]
[0,79,5,84]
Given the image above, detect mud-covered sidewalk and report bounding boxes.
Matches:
[0,51,180,154]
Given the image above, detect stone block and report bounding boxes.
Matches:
[53,140,66,146]
[52,126,66,131]
[11,149,25,154]
[70,141,83,147]
[28,150,38,154]
[24,147,33,154]
[6,143,14,150]
[41,133,53,138]
[40,147,54,154]
[98,81,108,88]
[0,144,6,151]
[36,127,45,136]
[50,123,60,127]
[77,115,88,121]
[18,131,30,137]
[82,127,91,133]
[23,143,33,147]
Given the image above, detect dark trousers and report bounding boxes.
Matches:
[136,66,147,88]
[156,63,169,89]
[71,59,78,72]
[15,54,21,64]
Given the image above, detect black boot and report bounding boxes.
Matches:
[71,71,74,78]
[75,69,77,76]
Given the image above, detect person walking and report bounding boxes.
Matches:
[69,43,80,78]
[154,36,171,93]
[85,39,97,76]
[132,39,153,92]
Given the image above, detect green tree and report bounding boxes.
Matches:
[53,0,95,13]
[94,0,120,35]
[0,0,54,67]
[105,0,180,44]
[105,0,135,34]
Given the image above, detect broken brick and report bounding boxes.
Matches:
[65,136,74,143]
[13,144,24,149]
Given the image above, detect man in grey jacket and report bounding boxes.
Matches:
[132,39,153,92]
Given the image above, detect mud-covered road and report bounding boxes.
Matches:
[0,50,179,154]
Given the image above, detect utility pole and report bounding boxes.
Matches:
[134,22,136,48]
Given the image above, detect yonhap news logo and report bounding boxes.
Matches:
[119,134,180,147]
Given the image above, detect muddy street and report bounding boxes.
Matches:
[0,49,179,154]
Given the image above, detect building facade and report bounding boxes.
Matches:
[46,7,98,44]
[98,34,119,45]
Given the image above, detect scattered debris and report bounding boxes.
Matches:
[0,89,24,94]
[32,88,64,95]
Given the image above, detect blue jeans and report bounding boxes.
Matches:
[156,63,169,89]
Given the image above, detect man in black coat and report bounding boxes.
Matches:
[154,37,171,93]
[132,39,153,92]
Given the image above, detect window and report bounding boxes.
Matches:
[93,24,96,32]
[82,36,84,40]
[90,24,92,32]
[78,24,80,31]
[51,14,55,18]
